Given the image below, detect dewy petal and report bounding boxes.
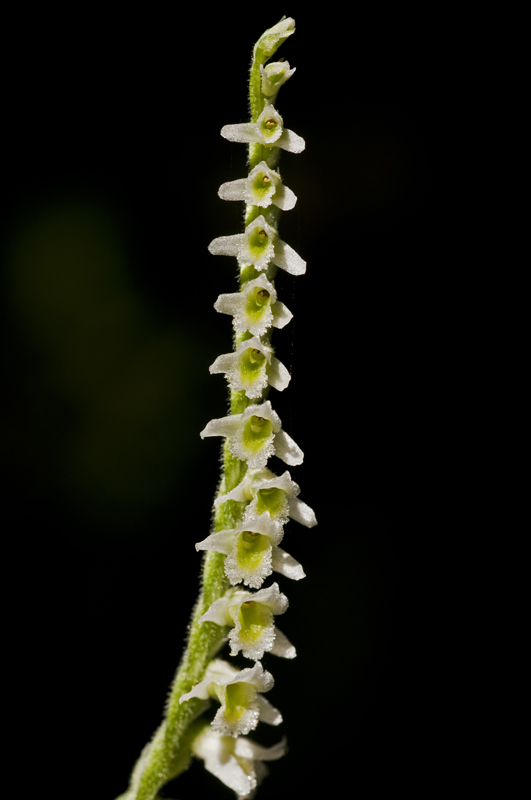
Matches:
[271,298,293,329]
[214,471,256,507]
[208,232,244,257]
[220,121,264,145]
[195,529,238,556]
[272,429,304,466]
[270,626,296,659]
[273,182,297,211]
[198,588,251,627]
[271,545,306,580]
[267,356,291,392]
[275,127,306,153]
[200,413,241,441]
[256,694,282,726]
[272,238,306,275]
[217,177,249,202]
[287,495,318,527]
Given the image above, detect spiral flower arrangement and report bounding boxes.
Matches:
[115,17,312,800]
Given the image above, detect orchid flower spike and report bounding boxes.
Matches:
[215,467,317,528]
[218,161,297,210]
[200,399,303,470]
[209,335,290,399]
[214,274,292,337]
[208,214,306,275]
[191,724,287,799]
[199,582,295,660]
[221,104,305,154]
[195,516,305,589]
[179,659,281,737]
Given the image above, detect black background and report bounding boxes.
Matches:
[2,5,479,798]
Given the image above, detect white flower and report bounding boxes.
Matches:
[214,274,292,337]
[218,161,297,210]
[215,467,317,528]
[199,583,295,660]
[195,516,305,589]
[191,725,287,799]
[200,400,303,470]
[208,214,306,275]
[221,104,305,154]
[179,659,281,737]
[260,61,296,97]
[209,335,290,399]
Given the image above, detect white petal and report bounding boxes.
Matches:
[271,299,293,329]
[257,694,282,726]
[288,496,317,527]
[273,183,297,210]
[271,545,306,580]
[273,429,304,465]
[208,233,243,257]
[270,627,297,659]
[214,473,254,506]
[228,660,274,692]
[251,582,289,615]
[272,239,306,275]
[214,292,241,316]
[200,414,241,440]
[179,681,211,703]
[235,735,288,762]
[209,352,237,375]
[267,356,291,391]
[276,128,306,153]
[250,400,281,431]
[218,178,249,201]
[195,529,236,555]
[221,122,262,144]
[199,593,248,627]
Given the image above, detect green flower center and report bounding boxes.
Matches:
[240,347,266,379]
[260,116,280,142]
[235,531,271,571]
[252,171,274,201]
[238,601,273,644]
[255,486,285,517]
[242,415,273,451]
[247,226,271,262]
[224,681,256,723]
